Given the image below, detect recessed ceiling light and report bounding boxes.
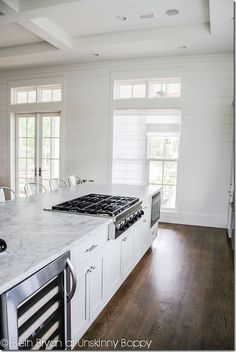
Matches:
[178,46,187,49]
[116,15,127,21]
[91,53,100,57]
[166,9,179,16]
[138,12,157,20]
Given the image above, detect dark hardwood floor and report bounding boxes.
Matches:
[75,223,234,351]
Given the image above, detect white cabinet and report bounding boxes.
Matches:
[120,231,134,280]
[134,197,152,261]
[71,262,88,343]
[104,237,122,300]
[71,252,104,343]
[88,255,104,322]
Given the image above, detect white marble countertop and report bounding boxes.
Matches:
[0,183,159,294]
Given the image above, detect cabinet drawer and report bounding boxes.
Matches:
[71,225,107,268]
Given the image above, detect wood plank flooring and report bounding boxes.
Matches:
[75,223,234,350]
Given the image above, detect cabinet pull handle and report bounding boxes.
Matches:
[85,244,98,253]
[66,259,77,302]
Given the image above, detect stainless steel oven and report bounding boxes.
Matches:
[0,252,76,351]
[151,191,161,228]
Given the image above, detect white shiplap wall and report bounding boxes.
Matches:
[0,53,233,228]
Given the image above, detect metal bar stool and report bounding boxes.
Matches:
[68,175,83,186]
[49,178,67,191]
[24,182,47,197]
[0,187,17,202]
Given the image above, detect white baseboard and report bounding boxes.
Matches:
[160,211,227,229]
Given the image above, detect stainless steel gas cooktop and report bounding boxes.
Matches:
[49,193,144,239]
[51,193,139,217]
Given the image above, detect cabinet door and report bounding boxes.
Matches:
[104,238,122,301]
[71,264,89,343]
[121,231,134,280]
[88,255,104,323]
[133,217,149,262]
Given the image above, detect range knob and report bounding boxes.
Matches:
[136,210,142,218]
[116,224,121,230]
[124,220,129,228]
[128,215,134,223]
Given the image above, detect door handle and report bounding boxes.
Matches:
[34,167,37,177]
[38,167,42,177]
[66,258,77,302]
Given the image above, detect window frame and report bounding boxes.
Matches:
[114,78,181,100]
[11,85,62,105]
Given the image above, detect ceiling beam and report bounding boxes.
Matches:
[20,17,75,50]
[0,0,75,50]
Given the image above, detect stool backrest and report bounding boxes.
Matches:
[0,187,17,202]
[68,175,83,186]
[24,183,47,196]
[49,178,67,191]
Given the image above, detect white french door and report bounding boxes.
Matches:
[15,113,61,197]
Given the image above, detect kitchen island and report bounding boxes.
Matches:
[0,183,160,350]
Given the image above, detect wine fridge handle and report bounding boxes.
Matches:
[66,258,77,302]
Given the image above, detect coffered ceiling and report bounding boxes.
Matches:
[0,0,233,70]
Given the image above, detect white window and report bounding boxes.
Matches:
[12,85,62,104]
[112,110,181,209]
[114,80,146,99]
[147,135,179,208]
[149,79,181,98]
[114,78,181,100]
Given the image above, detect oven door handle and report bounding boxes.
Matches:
[66,258,77,302]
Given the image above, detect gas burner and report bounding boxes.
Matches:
[52,193,139,217]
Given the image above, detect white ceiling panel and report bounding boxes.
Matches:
[49,0,210,37]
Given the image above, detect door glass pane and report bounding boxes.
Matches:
[18,159,26,177]
[16,116,36,197]
[26,159,35,178]
[42,116,51,137]
[149,160,163,184]
[42,159,50,180]
[27,117,35,137]
[41,115,60,184]
[18,139,27,157]
[42,138,50,159]
[163,161,177,185]
[51,116,60,138]
[18,118,27,137]
[26,138,35,158]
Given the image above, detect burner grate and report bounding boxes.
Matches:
[52,193,139,217]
